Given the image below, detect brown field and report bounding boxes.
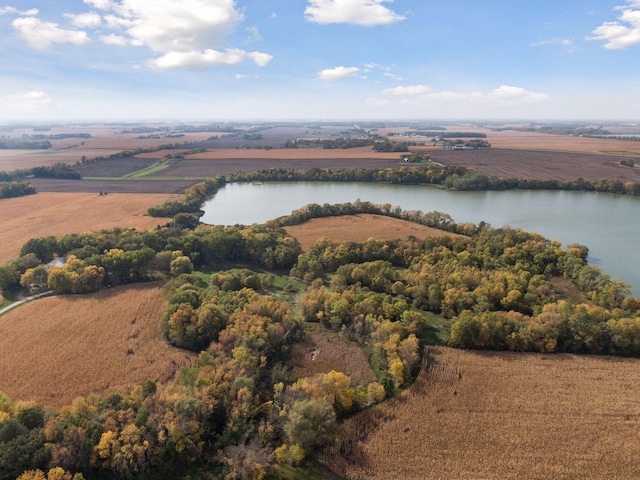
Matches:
[285,214,462,252]
[290,328,377,386]
[0,192,176,263]
[429,148,640,182]
[0,124,214,171]
[485,129,640,155]
[333,347,640,480]
[146,146,402,160]
[0,283,195,408]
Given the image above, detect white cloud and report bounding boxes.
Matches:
[245,26,263,43]
[383,72,403,81]
[0,6,38,15]
[83,0,114,10]
[384,84,430,95]
[13,17,90,50]
[590,1,640,49]
[382,84,549,106]
[6,90,55,107]
[83,0,273,70]
[487,85,549,104]
[318,66,360,80]
[148,48,272,70]
[531,38,576,53]
[65,12,102,28]
[100,33,128,46]
[305,0,405,26]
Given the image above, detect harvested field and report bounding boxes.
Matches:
[0,125,213,171]
[333,347,640,480]
[486,129,640,155]
[285,214,462,252]
[74,156,159,177]
[290,328,377,386]
[0,283,195,408]
[162,146,401,160]
[26,178,195,194]
[0,192,176,263]
[429,148,640,182]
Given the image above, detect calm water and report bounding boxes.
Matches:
[201,182,640,296]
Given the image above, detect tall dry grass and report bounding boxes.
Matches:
[330,347,640,480]
[0,283,195,408]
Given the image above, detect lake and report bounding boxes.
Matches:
[201,182,640,296]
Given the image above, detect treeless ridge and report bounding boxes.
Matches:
[335,347,640,480]
[0,283,195,408]
[285,214,461,252]
[0,192,176,263]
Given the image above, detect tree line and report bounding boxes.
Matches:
[225,165,640,196]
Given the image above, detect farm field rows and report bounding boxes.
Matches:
[284,214,463,252]
[428,148,640,182]
[335,347,640,480]
[0,192,175,263]
[0,283,195,408]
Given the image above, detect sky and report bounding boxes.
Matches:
[1,0,640,121]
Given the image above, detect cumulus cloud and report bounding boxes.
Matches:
[100,33,128,45]
[65,12,102,28]
[6,90,55,107]
[149,48,273,70]
[487,85,549,104]
[590,0,640,49]
[13,17,90,50]
[383,84,430,95]
[318,66,361,80]
[305,0,405,26]
[86,0,273,69]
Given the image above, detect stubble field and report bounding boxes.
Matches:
[285,214,462,252]
[0,192,175,263]
[334,347,640,480]
[0,283,195,408]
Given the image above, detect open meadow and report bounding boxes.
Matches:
[332,347,640,480]
[0,192,175,263]
[0,283,195,408]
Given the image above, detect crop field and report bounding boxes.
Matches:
[285,214,463,252]
[0,192,176,263]
[332,347,640,480]
[0,122,214,170]
[485,129,640,155]
[0,283,195,408]
[428,148,640,182]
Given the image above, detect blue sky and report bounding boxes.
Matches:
[1,0,639,121]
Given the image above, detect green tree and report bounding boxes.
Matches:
[284,398,336,454]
